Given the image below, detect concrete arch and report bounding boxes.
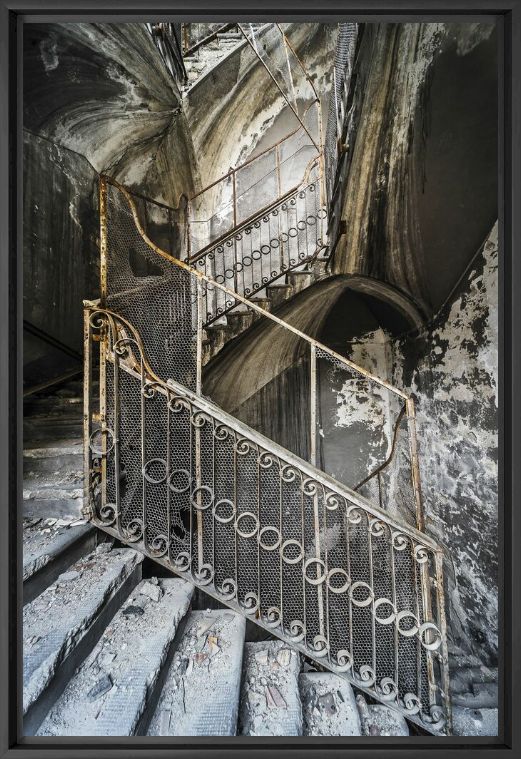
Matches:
[203,274,423,413]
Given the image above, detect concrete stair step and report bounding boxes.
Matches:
[355,694,409,736]
[23,443,83,477]
[147,610,246,736]
[24,396,83,416]
[286,270,314,294]
[226,310,255,335]
[250,296,272,314]
[37,577,194,736]
[452,706,498,736]
[452,681,498,709]
[23,519,96,604]
[23,546,143,734]
[266,283,294,309]
[238,641,302,736]
[299,671,362,736]
[24,418,84,444]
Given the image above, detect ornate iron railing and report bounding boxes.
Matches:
[83,175,452,734]
[187,101,323,258]
[190,159,326,325]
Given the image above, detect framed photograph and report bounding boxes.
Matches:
[1,1,519,756]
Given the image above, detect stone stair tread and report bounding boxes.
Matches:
[452,706,498,736]
[24,442,83,457]
[37,578,194,736]
[356,695,409,736]
[452,679,498,709]
[299,671,361,736]
[238,641,302,736]
[23,547,143,716]
[23,520,94,583]
[147,609,246,736]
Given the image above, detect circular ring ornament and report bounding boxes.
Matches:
[304,557,326,586]
[373,597,397,624]
[311,635,329,657]
[213,498,236,524]
[193,563,214,586]
[377,677,399,702]
[264,606,282,628]
[149,534,168,557]
[396,610,420,637]
[402,693,421,715]
[281,539,303,565]
[240,592,260,614]
[333,650,353,672]
[142,457,167,484]
[326,568,350,594]
[99,502,116,525]
[190,485,214,511]
[216,577,237,600]
[252,249,261,260]
[350,581,374,607]
[258,525,282,551]
[287,619,306,643]
[174,551,191,572]
[235,511,259,538]
[89,428,115,456]
[419,621,442,651]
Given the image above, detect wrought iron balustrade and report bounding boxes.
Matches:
[84,175,452,734]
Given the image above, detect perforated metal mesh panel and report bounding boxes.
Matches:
[84,177,451,735]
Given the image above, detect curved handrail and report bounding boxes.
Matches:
[102,175,408,402]
[87,303,438,552]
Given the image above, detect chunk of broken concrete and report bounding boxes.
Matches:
[139,580,162,602]
[57,570,80,583]
[87,674,113,701]
[95,542,113,554]
[254,649,269,666]
[122,605,144,617]
[276,648,292,667]
[265,685,287,709]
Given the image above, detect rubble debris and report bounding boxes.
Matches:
[139,580,162,602]
[122,605,144,617]
[87,674,113,701]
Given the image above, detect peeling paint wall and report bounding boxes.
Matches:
[393,224,498,662]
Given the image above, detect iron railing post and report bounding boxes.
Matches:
[82,304,93,519]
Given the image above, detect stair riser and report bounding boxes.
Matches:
[23,563,143,735]
[23,529,98,606]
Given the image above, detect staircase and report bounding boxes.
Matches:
[77,171,457,736]
[23,379,497,736]
[182,24,268,89]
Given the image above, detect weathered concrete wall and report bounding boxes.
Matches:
[185,24,336,191]
[23,22,198,384]
[331,22,497,318]
[23,131,99,388]
[24,22,198,205]
[393,224,498,662]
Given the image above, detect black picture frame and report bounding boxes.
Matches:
[1,1,518,756]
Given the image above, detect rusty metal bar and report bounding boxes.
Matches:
[237,24,320,152]
[82,306,93,519]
